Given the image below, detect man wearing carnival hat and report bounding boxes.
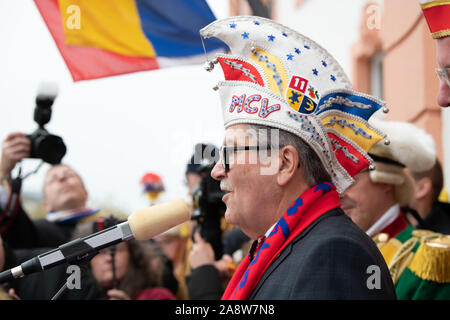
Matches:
[420,0,450,108]
[199,16,396,299]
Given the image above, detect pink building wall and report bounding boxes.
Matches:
[352,0,443,161]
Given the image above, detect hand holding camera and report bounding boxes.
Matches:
[0,132,31,183]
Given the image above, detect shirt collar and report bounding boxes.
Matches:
[366,203,400,237]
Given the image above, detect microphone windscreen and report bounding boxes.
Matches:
[127,198,190,241]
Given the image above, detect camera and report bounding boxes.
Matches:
[27,82,66,165]
[188,143,226,260]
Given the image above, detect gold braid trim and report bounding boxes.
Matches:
[409,236,450,283]
[388,237,418,284]
[420,0,450,9]
[432,29,450,39]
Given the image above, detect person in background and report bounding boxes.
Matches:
[140,172,165,206]
[419,0,450,108]
[153,225,190,299]
[0,132,104,248]
[187,231,238,300]
[78,216,176,300]
[341,120,436,239]
[409,158,450,234]
[341,119,450,299]
[138,171,181,296]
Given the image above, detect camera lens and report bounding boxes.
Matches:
[34,134,67,164]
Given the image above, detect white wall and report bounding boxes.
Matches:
[276,0,371,78]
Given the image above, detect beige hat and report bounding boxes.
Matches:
[368,119,436,206]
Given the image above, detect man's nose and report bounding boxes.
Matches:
[437,81,450,108]
[211,161,225,181]
[56,173,68,181]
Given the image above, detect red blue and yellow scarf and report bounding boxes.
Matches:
[222,182,340,300]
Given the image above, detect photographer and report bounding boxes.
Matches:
[0,146,104,249]
[0,83,80,248]
[0,132,67,248]
[186,143,250,299]
[188,143,225,260]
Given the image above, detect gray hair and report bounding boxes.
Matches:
[246,124,330,186]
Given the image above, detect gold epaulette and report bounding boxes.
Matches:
[379,229,449,284]
[409,235,450,283]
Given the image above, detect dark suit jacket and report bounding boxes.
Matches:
[2,204,67,249]
[249,208,396,300]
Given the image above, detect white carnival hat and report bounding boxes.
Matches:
[367,119,436,206]
[200,16,388,193]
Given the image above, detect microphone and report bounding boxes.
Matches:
[0,198,190,284]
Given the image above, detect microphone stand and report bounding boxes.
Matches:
[51,250,99,300]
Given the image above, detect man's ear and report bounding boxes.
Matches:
[276,145,299,186]
[415,177,432,200]
[381,182,394,194]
